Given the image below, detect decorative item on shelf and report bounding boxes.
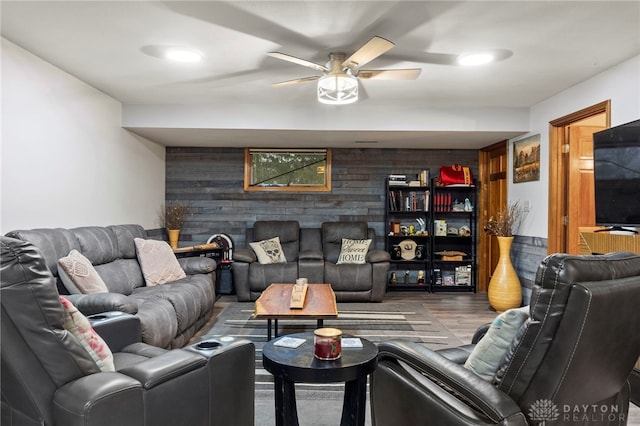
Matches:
[437,164,474,186]
[485,202,525,312]
[435,250,467,261]
[399,239,418,260]
[417,270,425,286]
[389,272,397,286]
[158,201,191,249]
[434,220,447,236]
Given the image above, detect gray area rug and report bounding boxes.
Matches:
[201,302,463,426]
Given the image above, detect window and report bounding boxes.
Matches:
[244,149,331,192]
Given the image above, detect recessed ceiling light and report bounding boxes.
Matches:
[457,52,495,66]
[164,48,203,63]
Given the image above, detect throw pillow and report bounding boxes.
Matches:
[57,250,109,294]
[59,296,115,372]
[250,236,287,264]
[463,306,529,381]
[336,238,372,265]
[134,238,186,286]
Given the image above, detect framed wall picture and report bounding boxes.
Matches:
[513,134,541,183]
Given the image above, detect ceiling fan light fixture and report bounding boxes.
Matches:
[317,72,358,105]
[457,52,495,66]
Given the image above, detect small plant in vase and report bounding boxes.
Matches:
[158,201,191,249]
[485,202,524,312]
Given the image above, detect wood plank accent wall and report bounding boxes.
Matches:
[166,147,478,250]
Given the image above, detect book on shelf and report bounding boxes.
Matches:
[388,189,430,212]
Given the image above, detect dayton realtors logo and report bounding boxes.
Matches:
[528,399,626,424]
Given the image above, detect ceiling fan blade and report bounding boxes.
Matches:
[342,36,394,69]
[272,76,321,88]
[357,69,422,80]
[267,52,328,73]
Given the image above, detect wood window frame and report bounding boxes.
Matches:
[244,148,332,192]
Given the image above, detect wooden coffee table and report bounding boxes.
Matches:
[254,283,338,340]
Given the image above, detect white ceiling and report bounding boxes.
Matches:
[2,1,639,149]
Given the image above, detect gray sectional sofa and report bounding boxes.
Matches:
[6,224,217,348]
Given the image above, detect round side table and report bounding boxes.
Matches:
[262,332,378,426]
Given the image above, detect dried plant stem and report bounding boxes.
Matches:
[485,201,524,237]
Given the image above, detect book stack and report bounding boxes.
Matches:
[388,174,408,186]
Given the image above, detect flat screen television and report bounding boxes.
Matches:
[592,119,640,231]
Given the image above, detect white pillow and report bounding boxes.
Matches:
[134,238,186,286]
[464,306,529,381]
[336,238,372,265]
[57,250,109,294]
[250,236,287,264]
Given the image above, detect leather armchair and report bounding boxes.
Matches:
[232,221,323,301]
[370,252,640,425]
[321,221,390,302]
[1,236,255,426]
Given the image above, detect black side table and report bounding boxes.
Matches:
[262,332,378,426]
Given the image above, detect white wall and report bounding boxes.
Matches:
[509,55,640,237]
[1,38,166,232]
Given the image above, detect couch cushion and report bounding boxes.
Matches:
[134,238,186,286]
[72,226,120,265]
[336,238,371,265]
[463,306,529,381]
[59,296,115,372]
[57,249,109,294]
[108,224,147,259]
[253,221,300,261]
[322,222,369,263]
[250,237,287,264]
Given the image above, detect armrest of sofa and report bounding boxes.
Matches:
[367,249,391,263]
[89,312,142,352]
[54,372,143,426]
[65,293,138,315]
[233,248,257,263]
[118,350,207,390]
[376,340,523,423]
[178,256,216,274]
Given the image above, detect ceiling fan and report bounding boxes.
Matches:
[267,36,421,104]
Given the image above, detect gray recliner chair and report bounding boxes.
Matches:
[321,221,390,302]
[1,236,255,426]
[370,252,640,425]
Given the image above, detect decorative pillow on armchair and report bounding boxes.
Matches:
[134,238,186,286]
[463,306,529,381]
[60,296,115,372]
[250,236,287,264]
[336,238,372,265]
[57,249,109,294]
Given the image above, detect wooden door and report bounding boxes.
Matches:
[566,125,604,253]
[548,101,610,255]
[478,141,508,291]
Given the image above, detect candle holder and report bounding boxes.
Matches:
[314,328,342,360]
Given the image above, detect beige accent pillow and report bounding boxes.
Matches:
[249,236,287,264]
[57,250,108,294]
[336,238,372,265]
[134,238,186,286]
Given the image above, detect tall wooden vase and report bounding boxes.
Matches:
[167,229,180,249]
[488,236,522,312]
